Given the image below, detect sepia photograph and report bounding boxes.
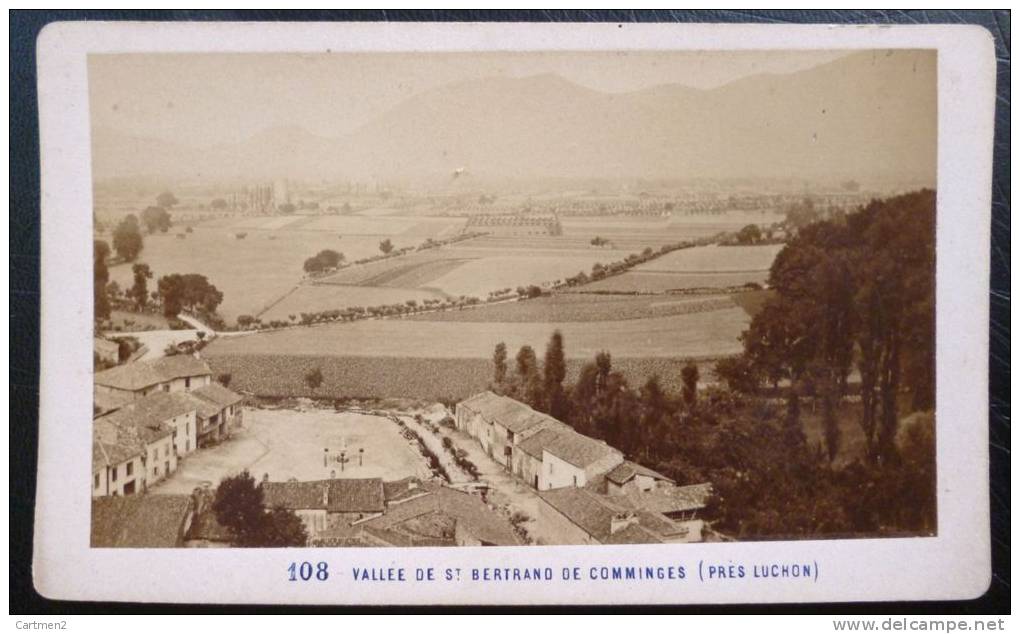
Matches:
[85,47,939,550]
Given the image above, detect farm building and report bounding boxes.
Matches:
[185,383,244,447]
[536,487,703,545]
[94,354,212,403]
[91,494,195,548]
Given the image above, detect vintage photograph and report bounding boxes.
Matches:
[88,48,937,549]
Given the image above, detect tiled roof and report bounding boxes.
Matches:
[539,487,682,544]
[461,392,572,437]
[191,383,243,409]
[91,494,193,548]
[260,478,386,513]
[184,393,222,419]
[602,523,663,544]
[261,480,325,511]
[539,487,625,542]
[92,438,141,472]
[383,477,435,504]
[94,408,172,451]
[329,478,386,513]
[355,487,521,546]
[95,355,212,391]
[620,483,713,514]
[516,427,560,459]
[518,427,620,469]
[102,391,196,427]
[605,461,675,486]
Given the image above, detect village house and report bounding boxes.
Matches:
[604,461,676,495]
[185,383,244,447]
[99,390,200,459]
[94,414,176,493]
[516,426,623,491]
[537,487,703,545]
[91,494,195,547]
[312,484,522,548]
[92,438,144,497]
[456,391,570,470]
[259,476,387,540]
[94,354,212,403]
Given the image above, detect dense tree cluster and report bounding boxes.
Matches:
[141,206,173,234]
[156,273,224,318]
[94,240,111,321]
[112,214,144,262]
[212,471,307,547]
[723,190,935,465]
[303,249,345,274]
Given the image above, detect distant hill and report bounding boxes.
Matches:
[91,50,936,186]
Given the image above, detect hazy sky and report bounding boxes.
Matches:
[89,50,852,148]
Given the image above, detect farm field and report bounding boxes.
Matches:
[151,407,431,494]
[634,244,784,273]
[259,284,446,322]
[104,217,454,322]
[205,355,723,401]
[406,293,736,323]
[204,307,748,360]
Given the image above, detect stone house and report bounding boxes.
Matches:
[517,427,623,491]
[94,354,212,403]
[185,383,244,447]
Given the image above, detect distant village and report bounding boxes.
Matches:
[91,342,712,548]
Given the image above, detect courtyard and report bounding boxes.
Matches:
[152,406,432,494]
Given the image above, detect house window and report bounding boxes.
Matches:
[185,377,191,388]
[94,473,99,489]
[126,462,133,476]
[186,422,190,434]
[153,467,159,477]
[185,440,190,452]
[573,476,578,487]
[111,466,118,482]
[548,462,554,474]
[162,384,170,392]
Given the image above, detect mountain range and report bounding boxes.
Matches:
[91,50,937,186]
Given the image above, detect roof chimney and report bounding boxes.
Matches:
[610,512,639,535]
[322,483,329,508]
[262,472,269,484]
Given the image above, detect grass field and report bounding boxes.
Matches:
[151,407,431,494]
[204,307,748,360]
[205,355,723,401]
[635,244,784,273]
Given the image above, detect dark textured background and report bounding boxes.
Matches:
[9,9,1009,614]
